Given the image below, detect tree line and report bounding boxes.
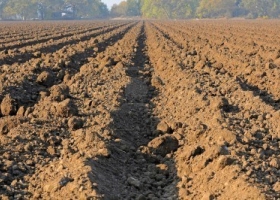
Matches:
[111,0,280,19]
[0,0,280,20]
[0,0,109,20]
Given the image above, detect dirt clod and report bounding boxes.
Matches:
[68,117,83,130]
[49,84,69,101]
[156,121,172,133]
[148,134,179,157]
[52,98,78,117]
[36,71,55,87]
[0,94,17,116]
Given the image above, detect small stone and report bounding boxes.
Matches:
[59,176,73,187]
[219,145,230,155]
[127,177,141,188]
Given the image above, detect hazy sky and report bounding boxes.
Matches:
[102,0,123,9]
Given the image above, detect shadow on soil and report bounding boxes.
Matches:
[86,22,179,199]
[1,23,135,110]
[236,76,280,110]
[0,23,136,199]
[0,22,134,66]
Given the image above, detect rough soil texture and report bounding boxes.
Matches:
[0,20,280,199]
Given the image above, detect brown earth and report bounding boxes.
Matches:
[0,19,280,200]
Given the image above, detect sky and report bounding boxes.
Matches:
[101,0,123,9]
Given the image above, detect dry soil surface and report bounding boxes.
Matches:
[0,20,280,200]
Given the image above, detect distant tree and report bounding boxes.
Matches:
[62,0,88,18]
[0,0,8,19]
[84,0,109,18]
[168,0,200,18]
[196,0,236,18]
[178,0,200,18]
[1,0,280,20]
[241,0,280,18]
[110,1,127,17]
[3,0,37,20]
[41,0,64,11]
[126,0,141,16]
[141,0,168,19]
[141,0,200,19]
[271,0,280,17]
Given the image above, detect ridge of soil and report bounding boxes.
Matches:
[1,20,280,199]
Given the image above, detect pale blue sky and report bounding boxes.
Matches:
[102,0,123,9]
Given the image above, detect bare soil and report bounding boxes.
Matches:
[0,20,280,200]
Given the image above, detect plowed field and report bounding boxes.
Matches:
[0,20,280,200]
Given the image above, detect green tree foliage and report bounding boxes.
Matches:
[141,0,200,19]
[4,0,37,20]
[241,0,280,18]
[110,1,127,17]
[39,0,64,19]
[196,0,236,18]
[1,0,280,20]
[126,0,141,16]
[88,0,109,18]
[113,0,280,19]
[110,0,140,17]
[0,0,8,19]
[141,0,168,19]
[1,0,109,20]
